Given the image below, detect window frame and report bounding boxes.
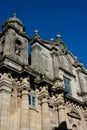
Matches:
[63,76,72,96]
[28,93,36,108]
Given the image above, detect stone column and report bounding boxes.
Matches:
[39,86,51,130]
[58,104,65,124]
[31,44,42,72]
[19,77,30,130]
[0,73,13,130]
[56,93,66,129]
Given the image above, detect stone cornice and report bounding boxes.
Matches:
[34,75,53,87]
[0,56,38,78]
[51,86,87,107]
[59,66,75,77]
[31,38,51,50]
[65,94,87,107]
[1,24,31,41]
[76,67,87,75]
[51,86,68,94]
[31,38,59,51]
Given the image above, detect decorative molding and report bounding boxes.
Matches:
[67,110,81,120]
[84,113,87,121]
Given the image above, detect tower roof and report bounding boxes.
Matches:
[2,13,24,28]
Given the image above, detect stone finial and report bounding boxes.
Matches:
[75,56,78,60]
[80,63,84,66]
[56,34,61,39]
[56,34,61,43]
[13,13,16,18]
[34,29,39,35]
[50,38,54,42]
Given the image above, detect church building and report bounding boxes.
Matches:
[0,14,87,130]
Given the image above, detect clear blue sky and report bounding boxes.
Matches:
[0,0,87,68]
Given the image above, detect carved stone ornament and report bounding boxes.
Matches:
[84,114,87,121]
[67,110,81,120]
[49,96,56,107]
[54,80,63,88]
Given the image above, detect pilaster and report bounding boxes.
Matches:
[31,44,42,71]
[0,73,13,130]
[4,29,15,56]
[51,50,59,78]
[38,85,51,130]
[19,77,30,130]
[55,92,66,128]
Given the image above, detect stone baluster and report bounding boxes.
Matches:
[19,77,30,130]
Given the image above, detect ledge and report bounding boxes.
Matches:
[1,24,31,41]
[65,94,87,106]
[59,66,75,77]
[34,75,53,87]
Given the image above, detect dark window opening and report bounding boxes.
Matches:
[63,77,72,96]
[15,40,22,56]
[28,94,36,108]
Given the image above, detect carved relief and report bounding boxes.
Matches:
[49,95,56,107]
[67,110,81,120]
[52,80,63,89]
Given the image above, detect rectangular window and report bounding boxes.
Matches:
[63,77,72,96]
[28,94,36,107]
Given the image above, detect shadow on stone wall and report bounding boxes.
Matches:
[54,121,72,130]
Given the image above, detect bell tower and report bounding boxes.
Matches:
[0,13,30,65]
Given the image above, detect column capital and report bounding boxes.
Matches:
[19,77,30,96]
[0,73,13,92]
[55,93,65,107]
[38,86,49,104]
[20,77,30,90]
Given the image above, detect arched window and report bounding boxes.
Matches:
[15,40,22,55]
[72,124,78,130]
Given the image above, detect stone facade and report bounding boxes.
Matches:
[0,14,87,130]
